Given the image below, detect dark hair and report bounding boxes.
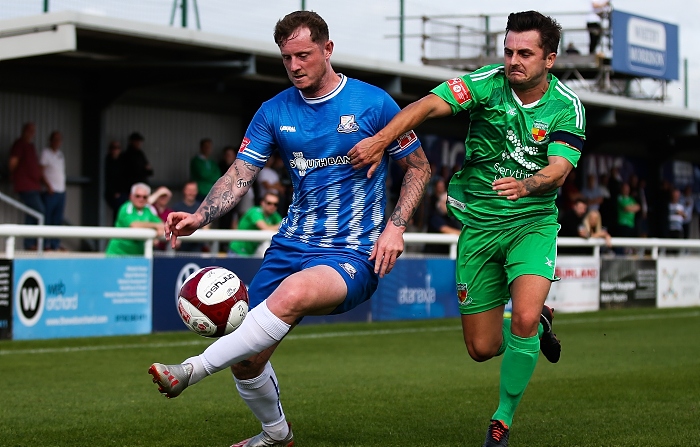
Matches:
[505,11,561,56]
[274,10,329,47]
[199,138,212,149]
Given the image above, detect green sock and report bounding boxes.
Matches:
[496,319,543,357]
[492,333,540,427]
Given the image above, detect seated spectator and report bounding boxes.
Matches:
[229,191,283,256]
[171,181,205,252]
[148,186,174,251]
[558,198,588,254]
[424,188,461,254]
[581,210,612,249]
[105,183,164,256]
[565,42,581,55]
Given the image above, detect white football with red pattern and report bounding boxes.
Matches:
[177,266,249,338]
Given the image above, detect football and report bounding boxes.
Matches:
[177,266,249,338]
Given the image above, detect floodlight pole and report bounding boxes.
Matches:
[43,0,49,13]
[301,0,306,10]
[399,0,404,62]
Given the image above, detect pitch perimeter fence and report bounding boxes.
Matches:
[1,224,699,341]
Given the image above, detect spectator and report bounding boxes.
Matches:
[119,132,153,197]
[148,186,174,222]
[629,175,649,238]
[581,210,612,249]
[668,188,686,239]
[256,154,285,202]
[424,184,461,254]
[681,185,694,238]
[565,42,581,55]
[560,168,583,211]
[8,122,44,250]
[559,198,587,238]
[272,151,292,217]
[217,145,254,230]
[104,139,126,223]
[586,0,610,55]
[581,173,607,212]
[190,138,221,202]
[171,181,205,252]
[616,182,640,238]
[39,130,66,251]
[105,183,164,256]
[228,191,282,257]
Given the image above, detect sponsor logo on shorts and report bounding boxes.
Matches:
[456,283,471,306]
[447,78,472,104]
[339,262,357,279]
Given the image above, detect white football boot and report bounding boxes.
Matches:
[230,423,294,447]
[148,362,192,398]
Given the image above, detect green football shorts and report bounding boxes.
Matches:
[455,216,559,315]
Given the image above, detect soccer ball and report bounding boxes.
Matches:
[177,266,249,338]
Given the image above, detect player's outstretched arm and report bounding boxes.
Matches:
[492,155,573,201]
[165,158,260,248]
[349,94,451,178]
[371,147,431,277]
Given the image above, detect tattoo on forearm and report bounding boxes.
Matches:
[198,160,260,227]
[393,150,431,228]
[522,173,558,196]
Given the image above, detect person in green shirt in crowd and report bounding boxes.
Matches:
[229,191,283,256]
[106,182,164,255]
[348,11,585,447]
[616,182,640,238]
[190,138,221,201]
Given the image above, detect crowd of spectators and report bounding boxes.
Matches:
[6,120,700,257]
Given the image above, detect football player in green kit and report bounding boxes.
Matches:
[349,10,584,447]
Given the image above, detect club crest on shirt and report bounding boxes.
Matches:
[530,120,549,143]
[337,115,360,133]
[339,262,357,279]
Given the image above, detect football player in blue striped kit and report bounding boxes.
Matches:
[148,10,430,447]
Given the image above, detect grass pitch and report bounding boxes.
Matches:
[1,306,698,447]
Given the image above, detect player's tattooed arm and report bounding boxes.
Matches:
[493,155,573,201]
[197,158,260,228]
[392,148,431,229]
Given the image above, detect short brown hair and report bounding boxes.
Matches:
[505,11,561,56]
[273,10,329,47]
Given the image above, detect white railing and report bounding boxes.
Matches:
[1,223,700,260]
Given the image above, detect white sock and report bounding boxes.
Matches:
[187,301,290,383]
[235,362,289,440]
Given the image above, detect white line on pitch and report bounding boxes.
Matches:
[0,310,697,356]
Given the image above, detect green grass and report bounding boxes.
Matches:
[1,307,699,446]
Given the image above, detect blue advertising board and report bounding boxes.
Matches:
[372,258,458,321]
[12,258,152,340]
[611,10,679,81]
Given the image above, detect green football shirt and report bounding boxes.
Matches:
[105,202,162,255]
[431,64,586,229]
[229,206,282,255]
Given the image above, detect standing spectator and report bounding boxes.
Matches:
[668,188,686,239]
[558,198,589,254]
[228,191,283,256]
[105,183,163,256]
[256,154,285,202]
[580,173,607,212]
[104,139,126,223]
[171,181,204,252]
[8,122,44,250]
[616,182,640,238]
[119,132,153,197]
[586,0,610,55]
[190,138,221,202]
[560,168,583,211]
[681,185,694,238]
[39,130,66,251]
